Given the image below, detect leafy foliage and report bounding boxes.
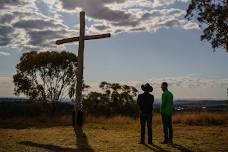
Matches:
[84,81,138,116]
[13,51,77,102]
[185,0,228,51]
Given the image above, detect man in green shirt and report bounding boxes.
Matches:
[160,82,173,144]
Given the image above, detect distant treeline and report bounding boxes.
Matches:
[1,101,228,126]
[0,101,140,118]
[0,100,227,119]
[0,101,73,118]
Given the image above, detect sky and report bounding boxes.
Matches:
[0,0,228,99]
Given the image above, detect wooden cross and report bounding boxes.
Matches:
[56,11,111,127]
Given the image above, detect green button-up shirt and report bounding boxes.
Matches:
[161,89,173,115]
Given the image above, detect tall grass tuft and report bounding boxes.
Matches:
[173,112,228,126]
[85,112,228,126]
[85,115,137,124]
[1,112,227,128]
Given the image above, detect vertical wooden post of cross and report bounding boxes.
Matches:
[74,11,85,128]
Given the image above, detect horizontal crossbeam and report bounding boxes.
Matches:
[56,33,111,45]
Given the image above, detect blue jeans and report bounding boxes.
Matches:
[162,114,173,141]
[140,113,152,143]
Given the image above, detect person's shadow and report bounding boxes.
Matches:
[171,144,193,152]
[19,126,95,152]
[144,144,170,152]
[143,143,193,152]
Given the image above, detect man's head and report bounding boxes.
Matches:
[141,83,153,92]
[161,82,168,92]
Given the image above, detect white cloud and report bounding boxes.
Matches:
[56,0,198,35]
[106,0,190,10]
[86,75,228,99]
[0,0,198,50]
[150,0,190,7]
[0,0,76,51]
[0,75,14,96]
[0,51,10,56]
[0,74,227,99]
[87,8,198,35]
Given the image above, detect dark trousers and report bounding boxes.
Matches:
[140,113,152,143]
[162,114,173,141]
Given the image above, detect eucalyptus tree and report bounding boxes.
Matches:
[13,51,77,102]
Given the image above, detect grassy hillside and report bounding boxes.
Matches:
[0,114,228,152]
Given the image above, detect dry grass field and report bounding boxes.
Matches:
[0,112,228,152]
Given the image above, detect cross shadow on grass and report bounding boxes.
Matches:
[19,141,76,152]
[19,126,95,152]
[74,126,95,152]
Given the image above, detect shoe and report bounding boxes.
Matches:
[168,139,173,144]
[148,142,153,145]
[161,140,168,144]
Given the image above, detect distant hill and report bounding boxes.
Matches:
[151,99,227,112]
[172,99,228,112]
[0,97,72,103]
[0,97,28,102]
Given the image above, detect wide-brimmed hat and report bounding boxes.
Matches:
[141,83,153,92]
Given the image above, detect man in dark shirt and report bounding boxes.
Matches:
[137,83,154,144]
